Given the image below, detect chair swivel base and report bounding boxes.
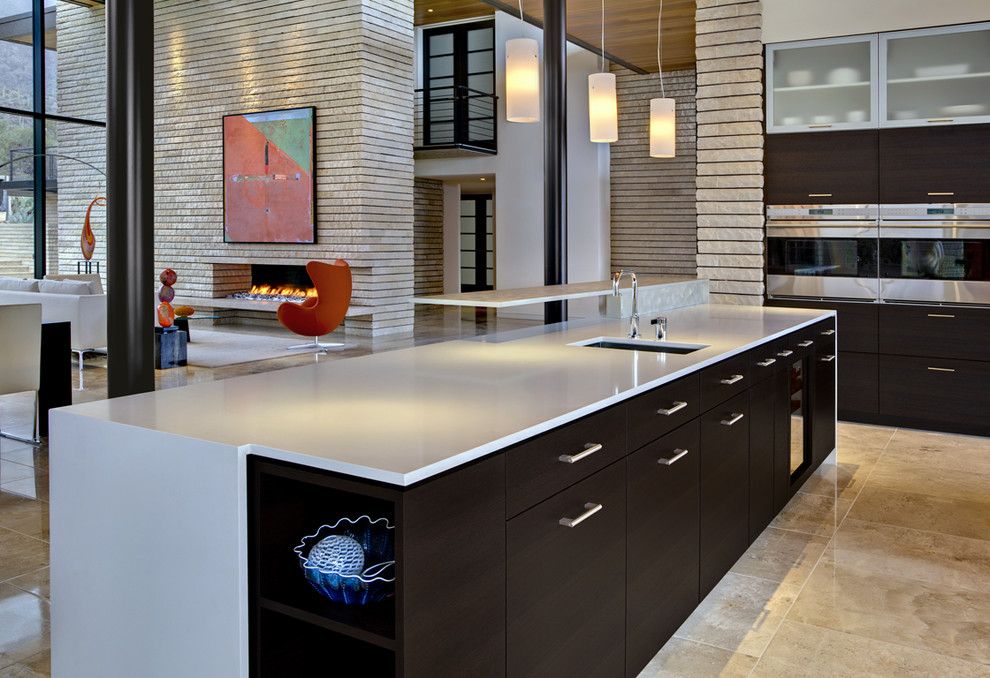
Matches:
[287,337,346,353]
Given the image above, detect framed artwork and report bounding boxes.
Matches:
[223,106,316,243]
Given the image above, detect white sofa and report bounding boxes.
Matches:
[0,277,107,355]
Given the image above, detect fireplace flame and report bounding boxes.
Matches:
[248,284,317,299]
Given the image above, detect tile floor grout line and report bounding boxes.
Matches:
[0,523,50,545]
[747,427,898,677]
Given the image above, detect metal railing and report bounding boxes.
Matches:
[5,148,58,182]
[415,85,497,154]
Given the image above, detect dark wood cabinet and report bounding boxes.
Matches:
[813,343,837,467]
[879,124,990,203]
[627,373,700,451]
[748,377,776,543]
[837,351,879,418]
[506,461,626,678]
[626,421,700,677]
[765,130,879,205]
[879,304,990,362]
[765,299,878,354]
[700,354,751,413]
[699,392,750,598]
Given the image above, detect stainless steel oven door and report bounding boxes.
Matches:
[767,224,879,300]
[879,222,990,304]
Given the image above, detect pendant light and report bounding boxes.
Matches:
[588,0,618,143]
[649,0,676,157]
[505,0,540,123]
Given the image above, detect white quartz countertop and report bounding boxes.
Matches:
[411,275,698,308]
[54,304,833,485]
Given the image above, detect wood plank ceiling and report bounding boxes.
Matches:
[414,0,696,73]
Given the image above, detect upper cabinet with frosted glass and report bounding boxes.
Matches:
[767,22,990,133]
[881,22,990,128]
[767,35,878,133]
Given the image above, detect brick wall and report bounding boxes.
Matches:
[694,0,765,304]
[610,66,698,276]
[413,178,443,296]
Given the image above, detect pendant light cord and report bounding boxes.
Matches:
[600,0,607,72]
[657,0,666,98]
[518,0,524,21]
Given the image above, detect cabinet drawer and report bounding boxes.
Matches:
[626,421,700,677]
[765,130,879,205]
[699,392,750,598]
[748,378,776,543]
[507,461,626,678]
[747,340,782,384]
[880,124,990,204]
[838,351,878,417]
[879,304,990,362]
[765,300,876,353]
[627,373,700,452]
[700,354,750,412]
[506,405,626,518]
[879,355,990,434]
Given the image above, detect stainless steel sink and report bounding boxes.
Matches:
[574,337,709,354]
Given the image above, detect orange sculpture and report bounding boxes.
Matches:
[157,301,175,328]
[277,260,352,352]
[174,305,195,318]
[81,196,105,261]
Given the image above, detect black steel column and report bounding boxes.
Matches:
[107,0,155,397]
[543,0,567,324]
[31,0,45,280]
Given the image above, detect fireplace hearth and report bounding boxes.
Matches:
[229,264,316,302]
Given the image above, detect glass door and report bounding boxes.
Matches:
[459,194,494,292]
[767,35,877,133]
[788,357,811,480]
[881,22,990,127]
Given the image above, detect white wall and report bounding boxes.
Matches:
[415,12,611,320]
[763,0,990,43]
[442,182,462,294]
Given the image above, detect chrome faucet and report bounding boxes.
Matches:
[612,270,640,339]
[652,316,668,341]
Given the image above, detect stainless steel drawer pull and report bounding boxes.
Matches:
[808,123,832,129]
[757,358,777,367]
[657,401,688,416]
[720,374,744,385]
[658,448,689,466]
[820,354,836,362]
[721,413,745,426]
[558,443,603,464]
[820,329,835,336]
[777,349,794,357]
[927,191,955,196]
[927,367,956,373]
[927,313,956,318]
[927,118,954,123]
[808,192,833,197]
[559,502,603,528]
[798,340,814,347]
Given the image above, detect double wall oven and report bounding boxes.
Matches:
[766,204,880,301]
[768,203,990,306]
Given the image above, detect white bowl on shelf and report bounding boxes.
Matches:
[786,70,814,87]
[940,103,987,116]
[812,115,835,124]
[781,116,803,126]
[914,64,969,78]
[827,67,861,85]
[892,110,918,120]
[846,110,868,123]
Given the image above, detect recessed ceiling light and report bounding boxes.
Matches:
[427,7,434,12]
[479,177,487,181]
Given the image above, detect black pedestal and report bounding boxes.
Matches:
[154,326,188,369]
[175,316,191,342]
[40,322,72,437]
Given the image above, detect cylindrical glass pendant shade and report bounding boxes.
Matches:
[505,38,540,123]
[649,97,676,158]
[588,72,618,143]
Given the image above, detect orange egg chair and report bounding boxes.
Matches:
[277,259,352,352]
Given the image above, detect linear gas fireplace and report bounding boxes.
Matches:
[229,264,316,302]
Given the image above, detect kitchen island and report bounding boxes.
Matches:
[49,303,837,678]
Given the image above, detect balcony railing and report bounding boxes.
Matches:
[415,85,497,155]
[5,148,58,183]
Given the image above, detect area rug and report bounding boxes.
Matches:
[185,328,332,368]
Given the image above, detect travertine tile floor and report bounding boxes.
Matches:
[1,311,989,676]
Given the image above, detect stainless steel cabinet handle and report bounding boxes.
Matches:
[720,374,744,385]
[559,502,603,528]
[720,413,745,426]
[657,401,688,416]
[808,123,832,129]
[820,329,835,336]
[558,443,603,464]
[798,340,814,347]
[927,191,955,196]
[927,367,956,373]
[757,358,777,367]
[820,354,836,362]
[928,313,955,318]
[927,118,953,123]
[658,448,689,466]
[777,349,794,357]
[808,192,833,197]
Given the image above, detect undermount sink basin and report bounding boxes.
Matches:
[574,337,709,354]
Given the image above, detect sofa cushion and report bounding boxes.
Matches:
[37,279,94,296]
[0,278,40,292]
[44,274,103,295]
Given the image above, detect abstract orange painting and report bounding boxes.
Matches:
[223,107,315,243]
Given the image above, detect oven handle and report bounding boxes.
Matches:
[880,225,990,239]
[767,225,879,238]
